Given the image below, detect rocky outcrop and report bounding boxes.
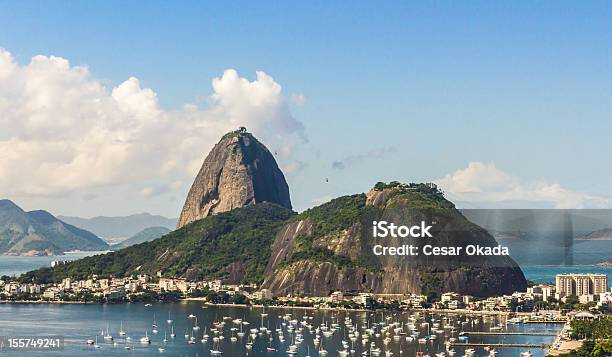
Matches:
[177,129,292,229]
[261,183,527,297]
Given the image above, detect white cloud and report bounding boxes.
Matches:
[436,162,611,209]
[0,49,306,198]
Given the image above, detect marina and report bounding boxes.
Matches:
[0,301,562,356]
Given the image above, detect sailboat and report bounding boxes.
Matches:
[152,313,159,334]
[103,323,113,340]
[201,325,209,342]
[140,330,151,344]
[94,336,100,349]
[319,340,328,356]
[237,321,245,337]
[166,310,173,324]
[170,325,176,338]
[119,321,126,336]
[267,337,277,352]
[193,316,200,331]
[210,338,223,355]
[260,305,268,332]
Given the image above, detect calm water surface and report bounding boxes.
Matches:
[0,252,108,277]
[0,302,561,357]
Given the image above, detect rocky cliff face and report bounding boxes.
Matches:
[261,183,527,297]
[177,129,292,229]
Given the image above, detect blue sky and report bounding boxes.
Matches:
[1,1,612,216]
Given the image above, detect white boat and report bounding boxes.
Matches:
[103,329,113,340]
[140,330,151,344]
[119,321,126,336]
[210,339,223,355]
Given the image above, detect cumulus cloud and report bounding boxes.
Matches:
[0,49,306,197]
[436,162,610,209]
[331,147,397,170]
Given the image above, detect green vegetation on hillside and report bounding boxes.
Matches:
[373,181,453,210]
[0,200,108,254]
[276,182,460,273]
[20,203,294,284]
[420,273,444,301]
[277,193,380,271]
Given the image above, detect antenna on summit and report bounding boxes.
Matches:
[236,126,247,134]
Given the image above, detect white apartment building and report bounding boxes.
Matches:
[555,274,608,298]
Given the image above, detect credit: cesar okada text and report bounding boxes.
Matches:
[371,220,509,257]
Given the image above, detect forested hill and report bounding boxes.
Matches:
[20,203,294,284]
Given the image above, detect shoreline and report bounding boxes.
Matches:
[0,299,569,321]
[546,320,583,356]
[0,300,93,304]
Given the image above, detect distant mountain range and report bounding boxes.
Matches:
[0,200,109,255]
[111,227,171,249]
[59,213,177,239]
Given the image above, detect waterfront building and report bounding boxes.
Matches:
[555,273,608,298]
[209,280,222,292]
[355,293,374,307]
[251,289,272,300]
[598,292,612,309]
[329,291,344,303]
[42,289,58,300]
[441,292,459,303]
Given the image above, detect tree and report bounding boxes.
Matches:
[592,339,612,357]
